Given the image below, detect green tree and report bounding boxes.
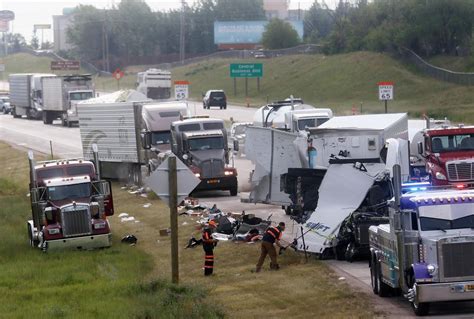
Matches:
[262,18,300,49]
[67,5,106,61]
[304,1,334,43]
[30,34,39,50]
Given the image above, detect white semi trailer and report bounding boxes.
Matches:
[136,69,172,100]
[41,74,94,126]
[77,90,189,183]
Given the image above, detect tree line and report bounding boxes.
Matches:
[5,0,472,68]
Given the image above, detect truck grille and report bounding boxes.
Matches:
[200,159,224,178]
[441,242,474,279]
[61,207,92,237]
[446,161,474,181]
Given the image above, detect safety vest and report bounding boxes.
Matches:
[202,228,214,245]
[262,226,282,244]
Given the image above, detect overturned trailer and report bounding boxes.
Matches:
[282,113,411,260]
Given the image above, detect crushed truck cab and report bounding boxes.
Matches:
[369,168,474,316]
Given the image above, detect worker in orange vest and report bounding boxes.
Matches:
[202,220,218,276]
[255,222,286,272]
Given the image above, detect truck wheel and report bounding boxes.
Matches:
[27,223,38,248]
[333,243,347,261]
[43,112,53,124]
[376,261,391,297]
[61,118,67,127]
[370,257,379,295]
[230,186,238,196]
[409,282,430,316]
[345,242,356,262]
[12,108,21,118]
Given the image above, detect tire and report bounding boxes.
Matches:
[220,106,223,109]
[2,107,6,114]
[370,257,379,295]
[12,108,21,118]
[230,185,238,196]
[44,112,53,124]
[333,243,347,261]
[345,242,356,262]
[61,118,67,127]
[409,282,430,316]
[27,223,39,248]
[376,261,391,297]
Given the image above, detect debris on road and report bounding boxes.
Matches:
[121,234,138,245]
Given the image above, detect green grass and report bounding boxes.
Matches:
[428,55,474,73]
[6,51,474,122]
[0,143,382,318]
[0,143,223,319]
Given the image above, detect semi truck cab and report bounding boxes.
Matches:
[369,166,474,316]
[416,126,474,186]
[28,151,114,251]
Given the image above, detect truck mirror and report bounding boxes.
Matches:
[417,141,423,155]
[233,139,239,152]
[141,131,152,150]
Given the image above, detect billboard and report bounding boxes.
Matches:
[214,20,304,44]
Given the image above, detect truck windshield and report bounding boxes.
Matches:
[431,134,474,152]
[70,92,93,100]
[152,131,171,145]
[48,183,91,201]
[188,137,224,151]
[420,215,474,231]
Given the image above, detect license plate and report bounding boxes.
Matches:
[207,179,220,184]
[465,284,474,292]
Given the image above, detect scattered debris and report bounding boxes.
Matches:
[121,216,135,222]
[182,221,188,226]
[159,228,171,236]
[143,203,152,208]
[338,277,346,281]
[118,213,129,218]
[121,234,138,245]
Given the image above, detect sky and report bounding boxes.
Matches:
[1,0,327,43]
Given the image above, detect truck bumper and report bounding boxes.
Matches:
[195,176,237,192]
[44,233,112,251]
[417,281,474,303]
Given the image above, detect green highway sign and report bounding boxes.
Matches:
[230,63,263,78]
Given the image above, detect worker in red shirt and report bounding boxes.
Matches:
[255,222,286,273]
[202,220,218,276]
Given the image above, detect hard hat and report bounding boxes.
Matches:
[208,220,217,228]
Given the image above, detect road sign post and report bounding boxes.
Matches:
[378,81,394,113]
[174,80,189,100]
[146,155,200,284]
[230,63,263,97]
[113,68,124,90]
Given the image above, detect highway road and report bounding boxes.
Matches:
[2,99,474,317]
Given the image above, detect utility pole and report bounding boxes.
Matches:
[179,0,186,63]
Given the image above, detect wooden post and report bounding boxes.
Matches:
[169,156,179,284]
[245,77,248,97]
[384,100,388,113]
[49,140,54,160]
[257,77,260,92]
[233,78,237,96]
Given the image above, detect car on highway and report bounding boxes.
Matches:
[0,95,10,114]
[254,51,267,59]
[229,122,253,156]
[203,90,227,109]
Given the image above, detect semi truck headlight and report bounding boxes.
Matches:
[48,228,60,235]
[194,173,200,178]
[224,170,234,176]
[427,264,437,274]
[435,172,447,180]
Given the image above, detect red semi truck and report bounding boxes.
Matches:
[27,148,114,251]
[413,125,474,186]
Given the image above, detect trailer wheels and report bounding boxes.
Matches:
[43,112,53,124]
[230,185,238,196]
